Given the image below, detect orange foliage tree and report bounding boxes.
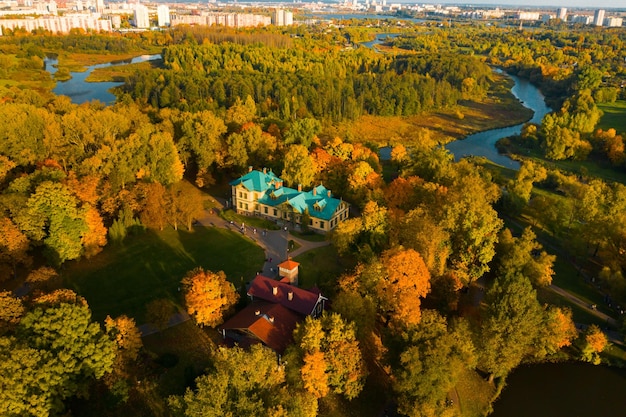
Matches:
[182,268,238,328]
[378,248,431,328]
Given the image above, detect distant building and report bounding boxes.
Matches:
[133,3,150,28]
[557,7,567,21]
[571,14,593,25]
[516,12,540,21]
[170,12,271,28]
[593,9,605,26]
[0,14,112,34]
[272,8,293,26]
[604,17,623,27]
[230,168,350,233]
[157,4,169,27]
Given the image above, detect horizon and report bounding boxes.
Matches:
[433,0,624,9]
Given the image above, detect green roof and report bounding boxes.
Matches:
[229,169,281,192]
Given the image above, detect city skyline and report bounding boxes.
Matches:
[439,0,623,9]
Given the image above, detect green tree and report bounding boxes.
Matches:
[394,311,476,417]
[479,272,544,382]
[495,228,556,287]
[282,145,315,188]
[170,344,287,417]
[283,118,321,149]
[0,302,115,417]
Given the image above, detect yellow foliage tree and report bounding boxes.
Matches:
[301,351,329,398]
[182,268,238,328]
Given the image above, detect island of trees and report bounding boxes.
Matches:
[0,18,625,417]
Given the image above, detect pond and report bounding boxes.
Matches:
[45,54,161,105]
[491,362,626,417]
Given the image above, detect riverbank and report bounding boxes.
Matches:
[335,71,532,149]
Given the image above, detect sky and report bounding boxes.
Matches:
[440,0,624,8]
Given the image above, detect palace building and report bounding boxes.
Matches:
[230,168,349,233]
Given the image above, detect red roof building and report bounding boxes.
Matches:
[219,275,328,353]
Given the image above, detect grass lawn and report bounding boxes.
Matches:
[598,101,626,134]
[219,208,280,230]
[290,230,328,242]
[62,226,264,323]
[294,245,356,296]
[455,367,495,417]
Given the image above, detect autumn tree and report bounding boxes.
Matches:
[25,266,59,291]
[182,268,238,328]
[167,181,204,231]
[138,182,168,230]
[288,313,367,401]
[394,311,476,417]
[533,306,578,359]
[377,248,431,328]
[581,325,608,365]
[0,291,24,334]
[0,216,31,280]
[105,315,143,401]
[169,344,300,417]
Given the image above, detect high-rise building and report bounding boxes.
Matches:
[557,7,567,21]
[133,4,150,28]
[272,8,284,26]
[593,9,605,26]
[95,0,103,14]
[157,4,170,27]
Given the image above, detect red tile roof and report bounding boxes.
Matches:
[247,275,323,316]
[220,301,301,353]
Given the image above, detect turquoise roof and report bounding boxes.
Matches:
[235,170,345,222]
[229,169,281,192]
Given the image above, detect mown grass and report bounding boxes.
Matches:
[219,208,281,230]
[62,226,264,323]
[455,367,495,417]
[294,245,356,295]
[598,101,626,134]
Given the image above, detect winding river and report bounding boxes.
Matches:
[445,70,552,170]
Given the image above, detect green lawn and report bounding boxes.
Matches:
[294,245,356,296]
[598,101,626,134]
[62,226,264,323]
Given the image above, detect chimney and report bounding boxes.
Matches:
[288,291,293,301]
[298,184,302,192]
[263,167,267,174]
[313,187,317,196]
[327,190,331,197]
[272,287,278,296]
[255,310,261,316]
[269,316,274,323]
[248,166,253,172]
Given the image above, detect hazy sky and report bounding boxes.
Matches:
[442,0,624,8]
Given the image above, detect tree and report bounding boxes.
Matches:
[495,228,555,287]
[167,181,204,231]
[394,311,476,417]
[479,272,544,382]
[281,145,315,188]
[283,118,321,149]
[81,205,108,258]
[0,291,24,333]
[170,344,288,417]
[0,302,115,417]
[377,248,431,328]
[0,216,31,280]
[581,325,608,365]
[182,268,238,328]
[14,181,87,266]
[25,266,59,291]
[289,313,367,401]
[534,306,578,359]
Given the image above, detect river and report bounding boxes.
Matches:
[445,70,552,170]
[45,54,161,105]
[491,362,626,417]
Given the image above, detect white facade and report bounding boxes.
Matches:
[604,17,623,27]
[171,12,271,28]
[593,9,605,26]
[133,3,149,28]
[157,4,169,27]
[0,14,112,34]
[557,7,567,21]
[516,12,540,21]
[272,9,293,26]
